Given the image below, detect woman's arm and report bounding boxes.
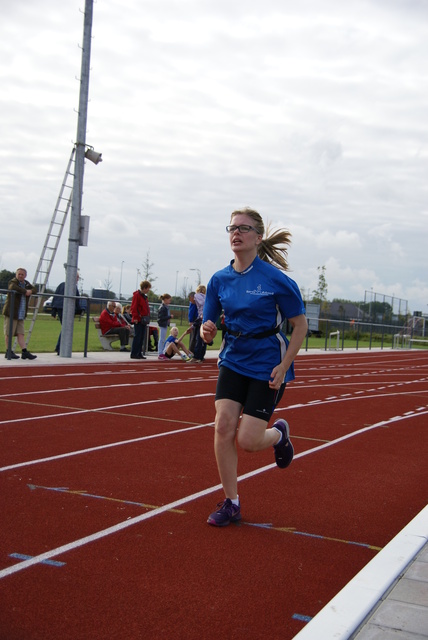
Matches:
[269,314,308,389]
[178,327,192,342]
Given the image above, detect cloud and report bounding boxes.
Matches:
[1,0,427,313]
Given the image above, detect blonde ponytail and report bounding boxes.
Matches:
[230,208,292,271]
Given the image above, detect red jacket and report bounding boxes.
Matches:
[130,290,150,324]
[99,309,124,335]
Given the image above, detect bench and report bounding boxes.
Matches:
[92,316,133,351]
[93,317,158,352]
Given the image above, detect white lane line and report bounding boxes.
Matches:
[0,421,215,473]
[0,410,425,580]
[0,392,214,427]
[1,374,426,402]
[2,393,427,471]
[0,376,208,399]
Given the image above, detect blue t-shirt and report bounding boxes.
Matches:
[188,302,198,323]
[163,335,177,354]
[203,256,305,382]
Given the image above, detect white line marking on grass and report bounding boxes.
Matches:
[0,410,426,580]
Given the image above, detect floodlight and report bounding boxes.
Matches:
[84,148,103,164]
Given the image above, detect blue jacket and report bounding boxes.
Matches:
[52,282,81,313]
[188,302,198,323]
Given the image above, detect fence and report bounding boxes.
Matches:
[0,289,194,359]
[2,289,428,356]
[304,318,428,351]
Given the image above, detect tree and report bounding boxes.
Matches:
[180,282,190,299]
[299,286,310,302]
[312,265,328,311]
[360,300,393,322]
[102,270,116,299]
[0,269,15,289]
[141,250,157,285]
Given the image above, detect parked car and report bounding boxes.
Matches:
[43,296,53,313]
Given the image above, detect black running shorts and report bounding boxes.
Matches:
[215,365,286,423]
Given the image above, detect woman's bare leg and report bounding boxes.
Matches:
[237,415,280,452]
[176,340,191,357]
[214,398,242,499]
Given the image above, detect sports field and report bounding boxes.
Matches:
[0,350,427,639]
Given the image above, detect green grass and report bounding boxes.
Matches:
[1,314,225,353]
[2,314,100,353]
[4,312,423,354]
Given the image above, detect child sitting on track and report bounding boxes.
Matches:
[162,326,193,361]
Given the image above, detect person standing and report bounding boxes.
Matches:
[187,292,198,354]
[191,284,208,362]
[51,273,81,354]
[130,280,151,360]
[147,326,159,352]
[3,267,37,360]
[157,293,172,360]
[200,208,307,526]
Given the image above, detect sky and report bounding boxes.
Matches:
[1,0,427,313]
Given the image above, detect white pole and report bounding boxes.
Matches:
[119,261,125,300]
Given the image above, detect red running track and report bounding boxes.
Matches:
[0,351,427,639]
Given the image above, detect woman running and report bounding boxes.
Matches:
[201,207,307,526]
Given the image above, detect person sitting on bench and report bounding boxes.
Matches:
[99,301,131,352]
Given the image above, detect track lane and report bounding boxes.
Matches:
[0,351,426,639]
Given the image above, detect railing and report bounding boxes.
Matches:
[2,288,427,356]
[304,318,427,351]
[1,289,87,359]
[0,290,195,359]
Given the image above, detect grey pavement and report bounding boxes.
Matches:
[0,345,386,367]
[353,539,428,639]
[2,348,427,639]
[294,507,428,640]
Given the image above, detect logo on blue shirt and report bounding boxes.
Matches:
[246,284,274,296]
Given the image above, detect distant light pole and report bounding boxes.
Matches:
[190,268,201,286]
[136,268,141,290]
[119,261,125,300]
